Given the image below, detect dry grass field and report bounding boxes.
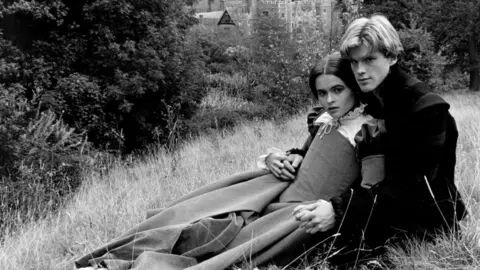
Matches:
[0,91,479,270]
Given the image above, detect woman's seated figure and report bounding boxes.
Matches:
[75,52,385,270]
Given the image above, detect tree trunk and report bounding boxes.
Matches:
[467,34,480,91]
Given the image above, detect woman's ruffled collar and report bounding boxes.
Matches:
[314,103,367,126]
[313,103,368,138]
[339,103,367,122]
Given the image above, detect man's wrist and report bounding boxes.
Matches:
[286,148,306,157]
[329,196,344,222]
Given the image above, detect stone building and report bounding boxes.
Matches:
[194,0,342,37]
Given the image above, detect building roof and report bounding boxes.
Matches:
[194,11,224,19]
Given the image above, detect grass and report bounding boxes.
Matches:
[383,92,480,269]
[0,92,479,270]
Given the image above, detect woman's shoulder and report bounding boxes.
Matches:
[307,106,326,124]
[307,106,328,135]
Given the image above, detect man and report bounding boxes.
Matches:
[293,14,467,266]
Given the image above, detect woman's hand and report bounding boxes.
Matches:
[266,153,303,181]
[293,200,336,234]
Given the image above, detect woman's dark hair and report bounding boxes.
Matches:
[308,52,360,99]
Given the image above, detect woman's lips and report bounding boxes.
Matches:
[328,107,339,113]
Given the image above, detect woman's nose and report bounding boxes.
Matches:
[327,93,334,103]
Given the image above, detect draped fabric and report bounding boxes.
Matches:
[75,126,361,270]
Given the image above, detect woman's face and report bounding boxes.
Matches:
[348,45,397,93]
[315,74,357,119]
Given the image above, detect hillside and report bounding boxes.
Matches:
[0,93,479,269]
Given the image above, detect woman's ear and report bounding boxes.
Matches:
[389,56,398,66]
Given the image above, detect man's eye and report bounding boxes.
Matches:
[350,60,358,65]
[365,57,374,63]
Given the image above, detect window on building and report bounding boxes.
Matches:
[263,11,269,16]
[323,8,327,13]
[281,13,285,18]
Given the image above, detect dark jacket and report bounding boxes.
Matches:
[326,65,467,266]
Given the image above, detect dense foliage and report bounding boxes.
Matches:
[0,0,206,153]
[0,0,207,234]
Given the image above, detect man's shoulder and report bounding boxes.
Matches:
[399,76,449,114]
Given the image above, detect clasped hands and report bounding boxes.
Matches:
[292,200,336,234]
[266,152,335,234]
[265,152,303,181]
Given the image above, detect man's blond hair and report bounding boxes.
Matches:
[340,14,403,58]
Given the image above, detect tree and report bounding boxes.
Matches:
[419,0,480,91]
[336,0,364,24]
[359,0,415,28]
[208,0,215,12]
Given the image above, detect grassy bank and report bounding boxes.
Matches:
[0,92,479,270]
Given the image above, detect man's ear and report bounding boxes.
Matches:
[389,56,398,66]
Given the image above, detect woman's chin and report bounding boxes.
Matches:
[330,114,341,120]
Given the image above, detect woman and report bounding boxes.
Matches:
[293,15,467,267]
[75,52,385,270]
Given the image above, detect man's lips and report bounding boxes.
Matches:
[358,78,370,83]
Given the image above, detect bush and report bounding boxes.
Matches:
[0,36,97,234]
[0,0,208,153]
[397,16,446,87]
[0,97,93,236]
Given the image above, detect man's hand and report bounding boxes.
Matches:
[293,200,336,234]
[286,153,303,171]
[266,153,303,181]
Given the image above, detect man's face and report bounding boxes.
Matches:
[348,45,397,93]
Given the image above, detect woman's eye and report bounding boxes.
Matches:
[334,87,343,93]
[317,91,327,97]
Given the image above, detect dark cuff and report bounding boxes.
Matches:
[330,196,345,223]
[286,148,307,157]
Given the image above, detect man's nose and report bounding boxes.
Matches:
[355,62,366,74]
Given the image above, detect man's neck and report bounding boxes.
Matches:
[373,84,385,107]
